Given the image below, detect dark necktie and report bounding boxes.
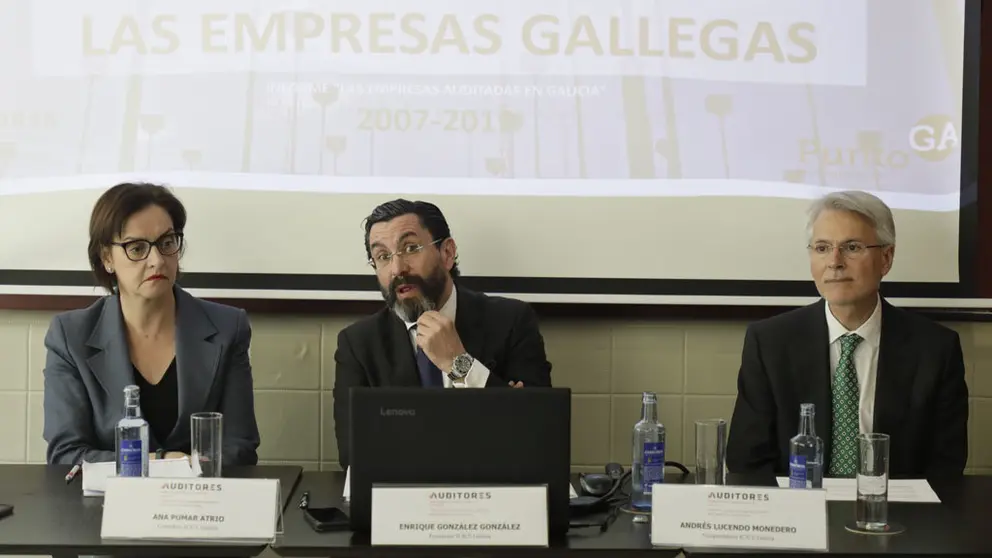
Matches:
[412,327,444,387]
[829,333,863,477]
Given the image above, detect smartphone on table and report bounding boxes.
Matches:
[303,506,349,532]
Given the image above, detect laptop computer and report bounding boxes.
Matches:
[347,386,572,536]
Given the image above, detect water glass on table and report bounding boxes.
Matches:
[856,433,890,531]
[694,418,727,485]
[191,412,223,477]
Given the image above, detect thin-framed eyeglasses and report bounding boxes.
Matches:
[112,232,184,262]
[368,238,445,269]
[807,241,886,259]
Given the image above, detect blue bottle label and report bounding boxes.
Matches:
[642,441,665,493]
[788,454,807,488]
[119,439,143,477]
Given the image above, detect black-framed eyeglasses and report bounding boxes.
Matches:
[112,232,184,262]
[368,238,444,269]
[807,241,886,259]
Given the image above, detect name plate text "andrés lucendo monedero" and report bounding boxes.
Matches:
[650,484,828,551]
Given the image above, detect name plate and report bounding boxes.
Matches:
[650,484,827,551]
[371,485,548,546]
[100,477,280,543]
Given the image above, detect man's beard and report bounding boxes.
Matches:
[381,266,447,322]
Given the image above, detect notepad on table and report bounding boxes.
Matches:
[774,477,941,503]
[81,458,195,496]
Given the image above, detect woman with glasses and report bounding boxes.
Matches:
[41,182,261,468]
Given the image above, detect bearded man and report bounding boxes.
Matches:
[332,199,553,468]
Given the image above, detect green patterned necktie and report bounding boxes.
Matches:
[829,333,863,477]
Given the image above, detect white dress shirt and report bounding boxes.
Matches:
[401,285,491,388]
[824,296,882,434]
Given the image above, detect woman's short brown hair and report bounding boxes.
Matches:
[88,183,187,292]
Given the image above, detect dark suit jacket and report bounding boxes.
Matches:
[333,286,553,468]
[726,298,969,480]
[42,286,261,467]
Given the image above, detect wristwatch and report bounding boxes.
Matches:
[448,353,475,382]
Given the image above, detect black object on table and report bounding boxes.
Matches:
[270,470,682,557]
[0,464,302,557]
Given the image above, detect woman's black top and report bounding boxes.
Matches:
[132,358,179,447]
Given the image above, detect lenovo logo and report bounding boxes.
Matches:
[380,408,416,417]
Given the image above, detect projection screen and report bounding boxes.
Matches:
[0,0,982,306]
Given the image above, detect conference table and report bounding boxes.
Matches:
[0,464,303,557]
[0,463,989,557]
[270,471,992,557]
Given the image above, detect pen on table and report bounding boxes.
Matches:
[298,490,310,509]
[64,463,81,484]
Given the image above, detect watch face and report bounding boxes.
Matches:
[452,354,472,377]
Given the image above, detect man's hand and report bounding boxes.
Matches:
[509,381,524,388]
[416,311,467,373]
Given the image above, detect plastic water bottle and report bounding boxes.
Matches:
[789,403,823,488]
[631,391,666,510]
[115,385,149,477]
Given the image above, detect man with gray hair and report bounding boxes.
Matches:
[726,190,969,480]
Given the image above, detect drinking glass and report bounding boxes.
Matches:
[856,433,889,531]
[694,419,727,485]
[191,412,223,477]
